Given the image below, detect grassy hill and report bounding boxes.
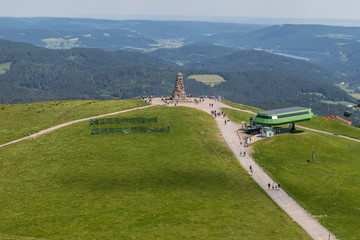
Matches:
[252,132,360,240]
[220,103,360,239]
[0,99,147,145]
[0,103,310,239]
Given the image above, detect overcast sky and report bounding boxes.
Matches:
[2,0,360,24]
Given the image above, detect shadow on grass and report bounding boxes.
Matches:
[290,130,304,134]
[56,168,236,192]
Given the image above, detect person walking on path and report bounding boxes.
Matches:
[243,151,246,157]
[249,165,253,175]
[268,182,271,189]
[272,183,275,190]
[278,183,281,191]
[224,119,227,125]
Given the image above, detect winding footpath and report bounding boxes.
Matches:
[2,99,358,239]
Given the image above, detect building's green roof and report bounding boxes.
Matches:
[253,107,314,126]
[259,107,309,115]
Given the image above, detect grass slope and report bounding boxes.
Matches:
[0,99,148,145]
[252,132,360,240]
[298,116,360,139]
[222,100,261,113]
[0,106,309,239]
[221,108,255,125]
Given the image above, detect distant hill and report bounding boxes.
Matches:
[192,50,345,85]
[0,17,264,51]
[0,38,357,123]
[148,45,238,65]
[200,24,360,76]
[0,39,178,103]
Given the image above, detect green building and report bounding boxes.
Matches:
[252,107,315,136]
[253,107,315,126]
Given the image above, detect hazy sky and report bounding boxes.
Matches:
[1,0,360,22]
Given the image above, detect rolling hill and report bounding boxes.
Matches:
[0,17,265,51]
[192,50,345,85]
[0,38,358,123]
[0,101,310,239]
[148,44,238,65]
[201,24,360,76]
[0,39,178,103]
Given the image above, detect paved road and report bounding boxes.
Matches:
[0,105,154,149]
[152,98,336,240]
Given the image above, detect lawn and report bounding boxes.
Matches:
[0,62,11,75]
[222,100,261,113]
[188,74,225,87]
[252,132,360,240]
[221,108,256,125]
[0,99,148,145]
[298,116,360,139]
[0,106,310,239]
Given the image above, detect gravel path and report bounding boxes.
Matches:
[0,105,154,149]
[152,98,336,240]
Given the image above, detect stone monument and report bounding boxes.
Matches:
[172,72,187,101]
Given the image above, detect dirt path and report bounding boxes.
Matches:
[0,105,154,149]
[152,98,335,240]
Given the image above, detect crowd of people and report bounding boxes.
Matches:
[268,182,281,191]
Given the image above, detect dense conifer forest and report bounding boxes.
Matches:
[0,38,359,124]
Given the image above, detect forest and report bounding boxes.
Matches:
[0,38,359,124]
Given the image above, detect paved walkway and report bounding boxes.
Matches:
[152,98,335,240]
[0,105,154,149]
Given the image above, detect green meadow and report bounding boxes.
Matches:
[0,105,310,239]
[222,100,261,113]
[221,108,255,125]
[188,74,225,87]
[0,99,147,145]
[298,116,360,139]
[0,62,11,75]
[252,132,360,240]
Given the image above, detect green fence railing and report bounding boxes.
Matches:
[90,117,157,125]
[91,126,170,135]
